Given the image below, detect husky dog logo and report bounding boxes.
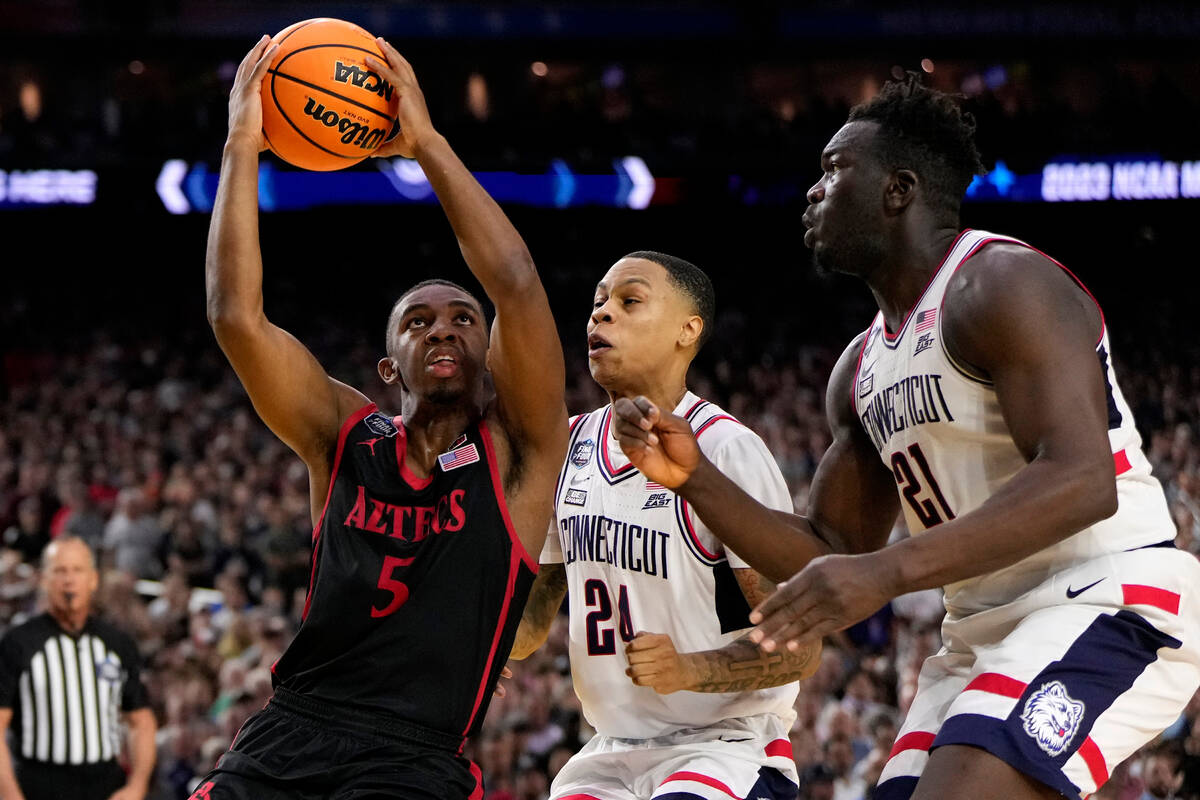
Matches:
[1020,680,1085,757]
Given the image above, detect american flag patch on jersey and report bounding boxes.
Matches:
[646,481,665,490]
[438,443,480,471]
[914,309,937,332]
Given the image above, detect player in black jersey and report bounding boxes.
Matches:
[193,36,567,800]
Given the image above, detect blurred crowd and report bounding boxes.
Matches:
[2,311,1198,800]
[2,46,1199,176]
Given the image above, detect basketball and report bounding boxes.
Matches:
[261,18,400,171]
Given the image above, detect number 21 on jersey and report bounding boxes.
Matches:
[891,442,955,527]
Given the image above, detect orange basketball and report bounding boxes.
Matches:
[261,18,400,171]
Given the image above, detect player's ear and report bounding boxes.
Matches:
[885,168,918,214]
[378,356,405,389]
[678,315,703,350]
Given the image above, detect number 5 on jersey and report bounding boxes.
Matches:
[585,578,635,655]
[372,555,415,618]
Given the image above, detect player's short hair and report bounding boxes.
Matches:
[623,251,715,349]
[848,71,987,215]
[388,278,487,341]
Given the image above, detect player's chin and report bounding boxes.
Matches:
[424,382,469,405]
[587,358,623,390]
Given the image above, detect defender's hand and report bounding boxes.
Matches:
[227,35,278,150]
[749,552,893,653]
[625,632,697,694]
[365,39,437,159]
[612,396,701,490]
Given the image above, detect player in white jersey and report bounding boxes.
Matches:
[509,251,820,800]
[611,75,1200,800]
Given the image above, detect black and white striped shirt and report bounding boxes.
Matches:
[0,613,148,765]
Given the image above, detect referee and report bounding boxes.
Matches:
[0,536,156,800]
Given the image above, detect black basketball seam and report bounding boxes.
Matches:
[266,68,398,124]
[269,69,359,162]
[262,17,320,161]
[272,42,397,120]
[274,18,321,46]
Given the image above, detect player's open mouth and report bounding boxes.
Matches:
[426,351,460,376]
[587,333,612,357]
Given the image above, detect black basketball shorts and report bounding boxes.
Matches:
[189,688,481,800]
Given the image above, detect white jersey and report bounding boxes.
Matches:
[851,228,1174,617]
[541,392,799,739]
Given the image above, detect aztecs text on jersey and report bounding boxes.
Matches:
[272,403,537,740]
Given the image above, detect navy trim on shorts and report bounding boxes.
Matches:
[932,609,1182,798]
[1128,539,1177,551]
[873,775,919,800]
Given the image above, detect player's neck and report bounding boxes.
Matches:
[399,402,479,469]
[866,225,960,334]
[605,381,689,430]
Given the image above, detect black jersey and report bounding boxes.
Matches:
[271,403,537,742]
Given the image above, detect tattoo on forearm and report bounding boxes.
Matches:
[690,634,819,693]
[511,563,567,657]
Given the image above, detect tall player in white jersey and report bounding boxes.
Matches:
[509,251,820,800]
[612,75,1200,800]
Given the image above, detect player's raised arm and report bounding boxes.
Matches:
[366,41,568,453]
[612,334,900,583]
[206,37,367,473]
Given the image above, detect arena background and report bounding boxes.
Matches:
[2,2,1199,798]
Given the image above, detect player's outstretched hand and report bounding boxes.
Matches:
[492,665,513,698]
[227,35,278,151]
[365,39,437,159]
[612,397,701,490]
[748,553,893,653]
[625,632,696,694]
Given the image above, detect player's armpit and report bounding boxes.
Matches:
[508,563,567,660]
[805,333,902,557]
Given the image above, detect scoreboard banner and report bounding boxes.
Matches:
[2,155,1198,212]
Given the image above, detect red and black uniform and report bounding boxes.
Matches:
[196,403,537,800]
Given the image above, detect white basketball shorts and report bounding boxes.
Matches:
[550,713,798,800]
[876,546,1200,799]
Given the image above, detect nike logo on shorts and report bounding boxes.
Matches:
[1066,578,1105,598]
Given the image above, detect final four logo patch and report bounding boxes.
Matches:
[1020,680,1085,757]
[571,439,595,468]
[364,413,400,438]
